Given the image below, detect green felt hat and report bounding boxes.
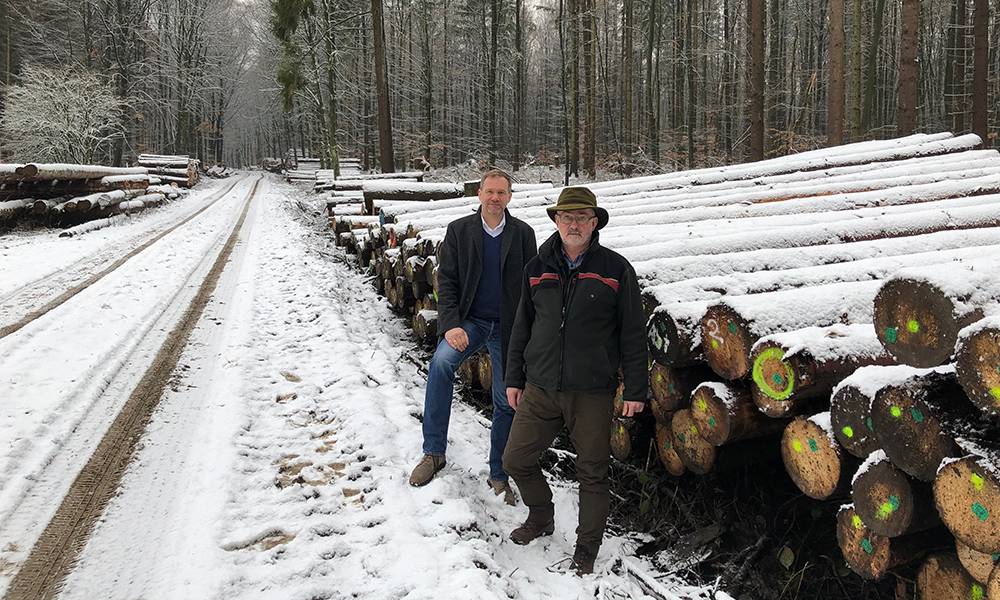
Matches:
[545,186,608,230]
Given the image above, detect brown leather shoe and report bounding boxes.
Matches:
[571,544,597,575]
[509,515,555,545]
[487,479,518,506]
[408,454,446,487]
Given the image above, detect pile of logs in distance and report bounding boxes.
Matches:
[323,134,1000,596]
[0,156,198,231]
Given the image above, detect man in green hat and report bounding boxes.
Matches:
[502,186,648,575]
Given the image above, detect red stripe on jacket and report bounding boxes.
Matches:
[578,272,619,292]
[529,272,561,287]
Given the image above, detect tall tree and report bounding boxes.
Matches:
[371,0,395,172]
[644,0,658,162]
[748,0,765,160]
[850,0,863,138]
[971,0,988,144]
[828,0,845,145]
[898,0,919,135]
[513,0,524,169]
[581,0,596,177]
[620,0,633,150]
[488,0,499,166]
[862,0,886,135]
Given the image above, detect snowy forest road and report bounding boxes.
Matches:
[0,176,261,599]
[0,176,247,338]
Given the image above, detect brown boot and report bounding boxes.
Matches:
[570,544,597,575]
[487,479,518,506]
[408,454,446,487]
[509,513,554,545]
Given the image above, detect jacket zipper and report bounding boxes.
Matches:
[557,271,579,391]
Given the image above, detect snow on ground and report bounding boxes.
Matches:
[55,177,728,599]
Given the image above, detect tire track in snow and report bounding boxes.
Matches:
[1,180,260,600]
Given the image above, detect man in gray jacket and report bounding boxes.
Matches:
[409,169,537,505]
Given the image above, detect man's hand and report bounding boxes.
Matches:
[444,327,469,351]
[507,387,524,410]
[621,401,645,418]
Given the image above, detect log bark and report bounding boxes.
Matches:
[935,454,1000,554]
[782,413,857,500]
[671,408,778,474]
[836,504,946,581]
[691,381,786,446]
[750,325,894,417]
[831,374,883,459]
[917,553,989,599]
[870,370,964,482]
[852,451,940,537]
[955,317,1000,417]
[610,415,654,463]
[700,280,881,380]
[654,420,686,476]
[648,362,713,420]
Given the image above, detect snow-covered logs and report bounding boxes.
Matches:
[955,316,1000,418]
[137,154,199,187]
[323,132,1000,590]
[874,259,1000,368]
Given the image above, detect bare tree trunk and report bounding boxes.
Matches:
[686,0,695,167]
[950,0,968,133]
[862,0,886,136]
[513,0,524,169]
[645,0,658,163]
[568,0,580,176]
[971,0,988,144]
[898,0,919,135]
[748,0,765,160]
[372,0,395,172]
[621,0,633,150]
[422,0,433,163]
[488,0,499,166]
[851,0,863,138]
[828,0,845,145]
[582,0,596,177]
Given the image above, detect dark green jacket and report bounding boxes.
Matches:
[505,231,649,402]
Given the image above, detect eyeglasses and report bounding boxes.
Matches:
[555,213,596,225]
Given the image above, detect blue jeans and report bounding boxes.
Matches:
[422,317,514,481]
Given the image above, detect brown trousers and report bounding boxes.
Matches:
[502,383,613,551]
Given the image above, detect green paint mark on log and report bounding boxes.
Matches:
[696,398,708,411]
[852,514,863,530]
[791,439,803,453]
[907,319,920,334]
[890,406,903,418]
[842,426,855,439]
[866,417,874,431]
[990,387,1000,405]
[807,439,819,453]
[885,327,898,344]
[708,417,717,428]
[860,538,874,555]
[677,433,686,443]
[877,495,900,520]
[972,502,990,522]
[728,321,737,334]
[971,473,985,492]
[971,584,985,600]
[751,347,795,401]
[910,407,925,423]
[710,339,720,350]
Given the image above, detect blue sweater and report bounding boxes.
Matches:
[469,230,503,321]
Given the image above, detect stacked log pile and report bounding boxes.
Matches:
[136,154,200,187]
[325,132,1000,591]
[0,161,191,231]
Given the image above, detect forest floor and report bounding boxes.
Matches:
[0,174,734,599]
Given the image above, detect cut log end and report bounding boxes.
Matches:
[701,305,753,380]
[874,278,962,368]
[690,384,736,446]
[610,418,633,462]
[647,311,698,366]
[670,409,716,475]
[989,563,1000,600]
[836,505,895,581]
[956,539,1000,585]
[956,326,1000,417]
[917,553,986,600]
[654,421,686,477]
[751,343,799,416]
[782,416,845,500]
[934,456,1000,554]
[831,384,881,459]
[852,457,924,537]
[872,381,960,482]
